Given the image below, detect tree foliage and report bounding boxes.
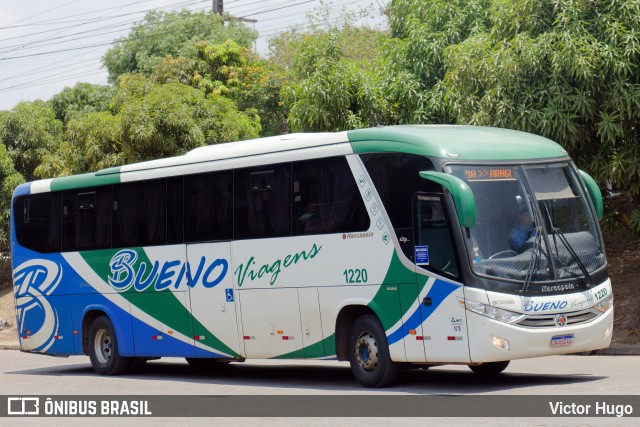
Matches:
[281,27,393,131]
[384,0,491,122]
[0,101,62,181]
[444,0,640,194]
[0,139,24,253]
[114,76,260,163]
[103,10,257,83]
[50,82,114,125]
[37,112,123,178]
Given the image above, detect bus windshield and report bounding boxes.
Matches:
[448,163,605,284]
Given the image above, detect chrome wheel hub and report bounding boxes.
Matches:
[355,331,378,372]
[94,329,112,365]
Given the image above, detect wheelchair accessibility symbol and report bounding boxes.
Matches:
[225,288,234,302]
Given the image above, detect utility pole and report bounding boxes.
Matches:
[212,0,223,14]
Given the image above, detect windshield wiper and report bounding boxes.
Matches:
[520,225,544,294]
[542,204,594,287]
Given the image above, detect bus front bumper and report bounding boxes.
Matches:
[466,307,614,363]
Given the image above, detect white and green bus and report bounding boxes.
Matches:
[11,125,612,387]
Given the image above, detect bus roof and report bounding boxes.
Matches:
[20,125,569,195]
[347,125,568,161]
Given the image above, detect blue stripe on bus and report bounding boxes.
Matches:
[387,279,460,345]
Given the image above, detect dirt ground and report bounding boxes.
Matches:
[1,246,638,348]
[604,240,640,346]
[0,286,17,346]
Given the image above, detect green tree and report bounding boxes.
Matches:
[37,112,123,178]
[385,0,491,122]
[151,41,289,137]
[0,101,62,181]
[444,0,640,194]
[113,76,260,162]
[238,56,290,136]
[280,27,393,131]
[103,10,257,83]
[0,139,24,255]
[50,83,114,125]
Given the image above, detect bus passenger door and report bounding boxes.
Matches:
[187,242,243,359]
[413,192,470,363]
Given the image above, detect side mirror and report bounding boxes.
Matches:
[578,170,603,220]
[419,171,476,228]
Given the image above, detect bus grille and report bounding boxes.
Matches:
[515,309,600,328]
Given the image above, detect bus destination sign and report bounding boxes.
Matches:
[463,167,516,181]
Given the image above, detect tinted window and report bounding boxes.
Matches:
[415,193,459,278]
[63,186,112,251]
[167,176,184,244]
[14,193,61,253]
[113,179,166,248]
[361,153,437,260]
[361,153,436,229]
[185,170,233,242]
[292,156,369,235]
[235,164,291,239]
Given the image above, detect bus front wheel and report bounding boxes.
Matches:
[348,314,399,388]
[88,316,131,375]
[468,361,510,376]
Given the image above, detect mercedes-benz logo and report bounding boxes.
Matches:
[555,314,567,327]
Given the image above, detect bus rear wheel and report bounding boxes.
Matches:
[88,316,131,375]
[348,314,399,388]
[468,361,510,376]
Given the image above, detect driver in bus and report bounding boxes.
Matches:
[508,207,535,252]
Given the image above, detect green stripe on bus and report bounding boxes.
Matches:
[273,334,335,359]
[50,172,121,191]
[369,251,431,330]
[80,248,241,358]
[95,166,122,176]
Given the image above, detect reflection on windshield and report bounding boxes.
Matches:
[449,164,605,283]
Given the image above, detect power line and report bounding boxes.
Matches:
[0,61,103,92]
[1,0,84,28]
[0,0,385,103]
[0,57,100,83]
[0,1,206,43]
[237,0,318,19]
[0,4,215,61]
[0,0,164,29]
[0,70,106,94]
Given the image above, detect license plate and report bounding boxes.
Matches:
[551,334,574,348]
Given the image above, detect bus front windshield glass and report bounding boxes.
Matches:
[448,164,605,284]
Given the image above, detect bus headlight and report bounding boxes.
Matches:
[459,298,523,323]
[593,293,613,313]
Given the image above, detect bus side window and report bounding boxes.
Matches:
[167,176,184,244]
[14,193,61,253]
[292,156,369,235]
[63,187,111,251]
[184,170,233,242]
[113,179,166,248]
[234,164,291,240]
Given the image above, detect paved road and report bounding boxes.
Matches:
[0,350,638,426]
[1,350,638,395]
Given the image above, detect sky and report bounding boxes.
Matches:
[0,0,387,111]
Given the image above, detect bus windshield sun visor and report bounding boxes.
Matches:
[419,171,476,228]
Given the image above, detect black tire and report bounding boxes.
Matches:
[468,361,510,376]
[88,316,131,375]
[348,314,400,388]
[185,358,232,372]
